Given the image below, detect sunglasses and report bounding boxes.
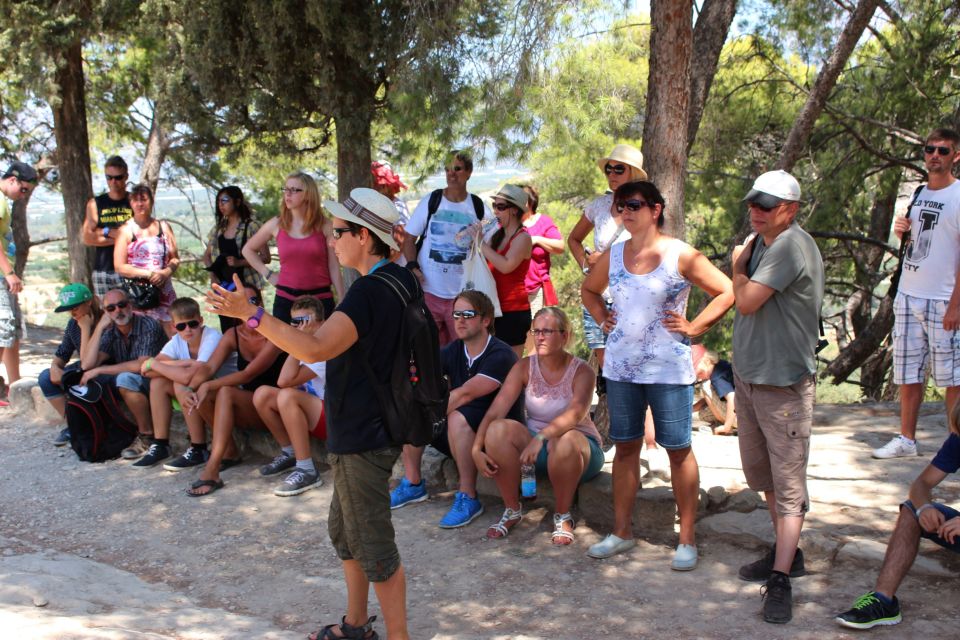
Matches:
[281,187,304,195]
[492,202,515,211]
[615,199,650,213]
[218,196,233,204]
[290,315,313,326]
[331,227,354,240]
[924,144,953,156]
[531,328,565,337]
[174,319,201,331]
[105,174,127,181]
[446,165,465,172]
[248,296,261,305]
[105,300,130,313]
[452,310,478,319]
[748,202,780,213]
[604,163,627,176]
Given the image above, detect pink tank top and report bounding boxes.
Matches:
[276,228,332,300]
[526,355,601,443]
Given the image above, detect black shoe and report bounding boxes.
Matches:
[132,442,171,468]
[53,427,71,447]
[738,545,805,582]
[761,573,792,624]
[163,447,209,472]
[835,592,902,629]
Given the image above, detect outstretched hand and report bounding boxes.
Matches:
[206,274,256,320]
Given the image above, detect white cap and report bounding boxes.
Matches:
[743,170,801,208]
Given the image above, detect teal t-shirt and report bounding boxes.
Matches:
[733,223,825,386]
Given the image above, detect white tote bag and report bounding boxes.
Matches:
[460,242,502,317]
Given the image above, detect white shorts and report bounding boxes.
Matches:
[892,293,960,386]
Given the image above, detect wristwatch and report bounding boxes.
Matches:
[406,260,420,272]
[246,306,265,329]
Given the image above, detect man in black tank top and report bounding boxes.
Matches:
[83,155,132,298]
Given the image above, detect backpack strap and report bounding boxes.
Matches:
[414,189,445,254]
[368,270,418,306]
[470,194,484,221]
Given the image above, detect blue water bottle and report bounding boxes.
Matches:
[520,463,536,500]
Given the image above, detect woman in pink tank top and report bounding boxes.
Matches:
[471,307,605,546]
[241,171,343,322]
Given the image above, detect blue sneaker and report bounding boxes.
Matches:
[390,478,428,510]
[438,491,484,528]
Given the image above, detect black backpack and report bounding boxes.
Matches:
[62,368,138,462]
[361,270,449,446]
[414,189,485,254]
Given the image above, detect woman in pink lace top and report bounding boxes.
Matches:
[472,307,604,546]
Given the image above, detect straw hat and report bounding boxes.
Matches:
[597,144,648,180]
[492,184,529,211]
[323,188,400,251]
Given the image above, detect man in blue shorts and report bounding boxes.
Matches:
[836,410,960,629]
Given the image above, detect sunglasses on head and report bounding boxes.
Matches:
[452,310,478,319]
[290,315,313,326]
[105,300,130,313]
[925,144,953,156]
[105,173,127,181]
[604,163,627,176]
[175,319,201,331]
[331,226,354,240]
[615,199,650,213]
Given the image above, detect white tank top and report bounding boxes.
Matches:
[602,238,694,385]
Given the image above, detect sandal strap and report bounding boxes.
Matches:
[552,512,575,541]
[487,507,522,537]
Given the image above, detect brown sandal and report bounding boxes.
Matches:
[308,615,378,640]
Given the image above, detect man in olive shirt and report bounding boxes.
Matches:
[83,156,132,298]
[731,170,825,625]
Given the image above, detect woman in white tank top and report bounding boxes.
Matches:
[581,180,734,570]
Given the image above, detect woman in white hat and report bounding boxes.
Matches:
[479,183,533,356]
[207,187,412,640]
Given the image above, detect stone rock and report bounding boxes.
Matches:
[836,538,959,578]
[9,378,39,417]
[726,489,764,513]
[706,485,727,510]
[698,509,774,546]
[32,595,48,607]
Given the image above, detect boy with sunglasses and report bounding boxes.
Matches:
[253,296,327,496]
[874,128,960,461]
[133,297,237,469]
[82,156,132,298]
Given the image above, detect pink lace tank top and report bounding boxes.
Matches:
[276,228,332,300]
[526,355,601,443]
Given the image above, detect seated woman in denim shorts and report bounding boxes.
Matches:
[472,307,604,545]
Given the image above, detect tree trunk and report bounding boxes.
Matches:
[777,0,881,171]
[823,294,895,384]
[50,41,94,286]
[687,0,738,154]
[140,101,171,194]
[642,0,693,240]
[11,198,30,278]
[333,111,374,289]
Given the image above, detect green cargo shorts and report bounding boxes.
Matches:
[328,446,402,582]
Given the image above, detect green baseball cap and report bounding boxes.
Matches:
[55,283,93,312]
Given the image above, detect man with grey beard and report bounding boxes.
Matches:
[80,289,167,459]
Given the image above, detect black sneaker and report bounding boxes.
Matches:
[163,447,209,472]
[132,442,171,468]
[259,452,296,476]
[274,468,322,497]
[53,427,71,447]
[739,545,806,582]
[761,573,792,624]
[835,592,902,629]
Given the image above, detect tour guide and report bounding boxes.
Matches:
[207,187,413,640]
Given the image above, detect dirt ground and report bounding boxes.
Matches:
[1,325,958,638]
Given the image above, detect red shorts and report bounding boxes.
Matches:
[310,407,327,440]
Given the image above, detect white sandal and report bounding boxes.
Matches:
[552,512,575,545]
[486,507,522,539]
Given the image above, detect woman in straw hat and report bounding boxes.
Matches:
[208,187,412,640]
[479,183,533,356]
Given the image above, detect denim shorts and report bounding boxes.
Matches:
[115,371,150,395]
[38,368,63,399]
[605,379,693,449]
[903,500,960,553]
[581,303,610,350]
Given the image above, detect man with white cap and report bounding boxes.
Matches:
[873,128,960,460]
[730,169,824,624]
[208,187,415,640]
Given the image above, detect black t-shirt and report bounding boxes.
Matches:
[94,193,132,272]
[441,335,524,428]
[710,360,736,398]
[325,262,416,454]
